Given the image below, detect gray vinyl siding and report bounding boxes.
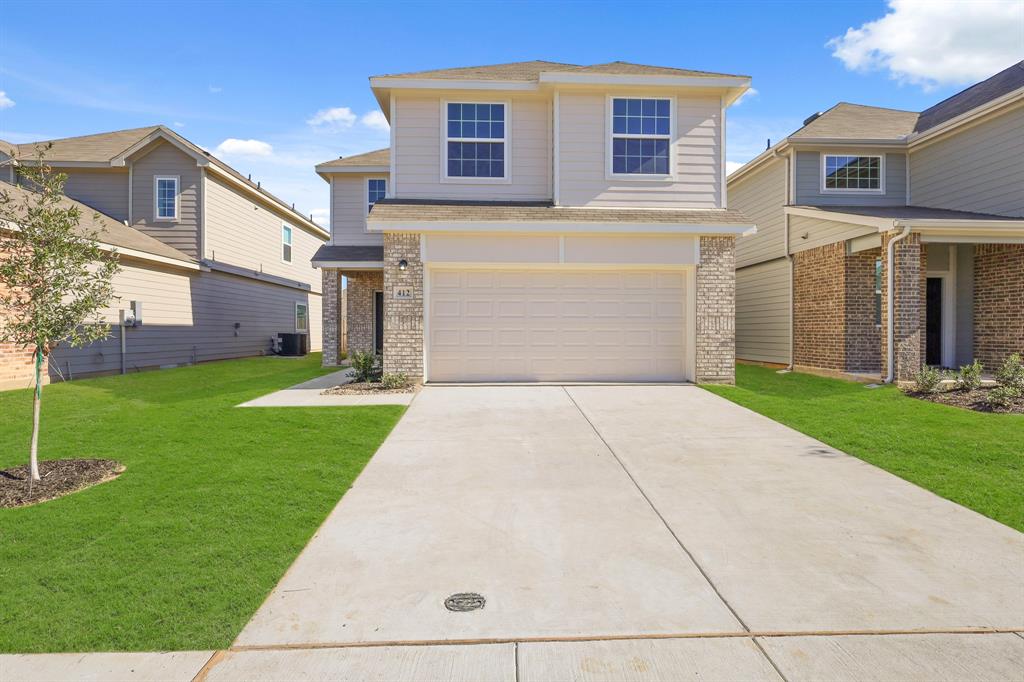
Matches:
[330,174,385,247]
[788,215,877,254]
[736,258,791,364]
[730,157,787,268]
[130,141,202,258]
[59,169,130,222]
[49,263,322,379]
[910,105,1024,217]
[794,151,906,206]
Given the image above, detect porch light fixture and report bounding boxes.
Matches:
[398,259,408,271]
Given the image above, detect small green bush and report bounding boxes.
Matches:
[913,365,945,394]
[987,385,1021,409]
[350,351,380,383]
[995,353,1024,391]
[955,360,983,392]
[381,373,410,390]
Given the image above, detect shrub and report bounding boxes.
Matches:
[995,353,1024,391]
[350,351,380,383]
[955,360,983,392]
[912,365,945,394]
[987,385,1021,409]
[381,373,410,390]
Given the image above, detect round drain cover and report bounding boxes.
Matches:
[445,592,485,612]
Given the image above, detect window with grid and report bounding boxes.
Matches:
[367,178,386,213]
[155,177,178,219]
[445,102,505,178]
[281,225,293,263]
[824,155,881,190]
[611,98,671,175]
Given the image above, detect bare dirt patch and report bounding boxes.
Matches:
[906,387,1024,414]
[322,382,417,396]
[1,459,125,508]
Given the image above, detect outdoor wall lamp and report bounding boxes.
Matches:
[398,259,408,271]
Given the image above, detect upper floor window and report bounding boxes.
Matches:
[367,178,386,214]
[610,98,671,176]
[154,176,179,220]
[823,154,883,192]
[281,225,293,263]
[445,102,506,179]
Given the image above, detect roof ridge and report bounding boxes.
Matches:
[833,101,919,114]
[20,125,160,150]
[374,59,580,79]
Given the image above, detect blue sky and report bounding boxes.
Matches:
[1,0,1021,224]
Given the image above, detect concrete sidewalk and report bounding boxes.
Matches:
[237,368,415,407]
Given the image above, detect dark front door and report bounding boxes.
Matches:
[374,291,384,355]
[926,277,942,366]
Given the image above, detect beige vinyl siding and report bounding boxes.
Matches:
[910,105,1024,217]
[49,263,322,378]
[794,151,906,206]
[788,214,877,253]
[130,141,201,258]
[730,157,787,268]
[204,174,324,293]
[330,174,384,246]
[59,168,130,222]
[736,257,791,364]
[393,91,551,200]
[558,90,722,208]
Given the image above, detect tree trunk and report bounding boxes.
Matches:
[29,345,42,484]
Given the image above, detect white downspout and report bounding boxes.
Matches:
[885,224,912,383]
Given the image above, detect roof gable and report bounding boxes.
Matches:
[316,148,390,171]
[790,103,919,141]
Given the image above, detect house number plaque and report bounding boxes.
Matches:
[394,288,413,300]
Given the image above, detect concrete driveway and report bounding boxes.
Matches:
[225,385,1024,680]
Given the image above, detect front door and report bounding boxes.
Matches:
[926,277,942,366]
[374,291,384,355]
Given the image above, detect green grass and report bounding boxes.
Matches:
[704,364,1024,532]
[0,353,404,653]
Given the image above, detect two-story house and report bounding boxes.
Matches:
[729,61,1024,383]
[314,61,756,384]
[0,125,328,386]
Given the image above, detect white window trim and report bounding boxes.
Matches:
[365,176,388,217]
[153,175,180,222]
[439,99,512,185]
[294,301,309,333]
[606,95,677,182]
[281,223,293,264]
[820,153,885,195]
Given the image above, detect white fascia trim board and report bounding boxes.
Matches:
[104,244,201,270]
[369,221,756,236]
[727,142,790,185]
[538,72,750,90]
[918,234,1024,244]
[112,129,210,167]
[311,260,385,269]
[316,165,390,174]
[784,206,894,230]
[909,87,1024,148]
[370,77,537,91]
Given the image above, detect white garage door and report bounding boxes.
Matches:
[427,268,690,382]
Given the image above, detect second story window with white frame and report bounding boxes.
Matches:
[367,178,387,214]
[444,102,507,180]
[154,176,179,221]
[281,224,293,263]
[610,97,672,176]
[823,154,883,192]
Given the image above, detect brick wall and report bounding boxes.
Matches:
[881,232,925,382]
[320,268,341,366]
[346,271,382,355]
[793,242,846,371]
[0,277,38,391]
[695,236,736,384]
[974,244,1023,368]
[844,248,881,373]
[382,233,424,380]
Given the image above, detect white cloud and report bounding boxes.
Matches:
[173,121,185,129]
[733,88,758,105]
[726,161,747,176]
[208,85,223,94]
[828,0,1024,89]
[310,208,329,226]
[307,106,357,129]
[214,138,274,158]
[0,91,14,109]
[360,110,390,131]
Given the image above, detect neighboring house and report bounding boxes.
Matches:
[0,126,328,385]
[314,60,755,384]
[729,61,1023,382]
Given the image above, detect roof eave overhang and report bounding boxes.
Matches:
[909,87,1024,148]
[13,160,116,169]
[787,138,908,148]
[785,206,1024,240]
[112,129,210,168]
[368,220,756,237]
[311,260,385,270]
[315,164,390,175]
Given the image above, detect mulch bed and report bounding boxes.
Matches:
[322,382,416,396]
[0,459,125,509]
[905,387,1024,414]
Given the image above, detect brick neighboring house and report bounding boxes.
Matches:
[729,61,1024,382]
[312,61,758,384]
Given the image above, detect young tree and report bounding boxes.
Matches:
[0,147,119,486]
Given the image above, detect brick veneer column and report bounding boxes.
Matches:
[793,242,846,371]
[695,236,736,384]
[881,231,924,382]
[320,268,341,366]
[382,233,424,380]
[844,247,882,373]
[974,244,1024,368]
[346,271,382,355]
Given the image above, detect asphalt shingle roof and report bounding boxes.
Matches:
[915,60,1024,133]
[790,103,919,141]
[316,148,390,170]
[375,60,746,81]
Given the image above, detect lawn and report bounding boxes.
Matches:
[704,364,1024,532]
[0,353,404,653]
